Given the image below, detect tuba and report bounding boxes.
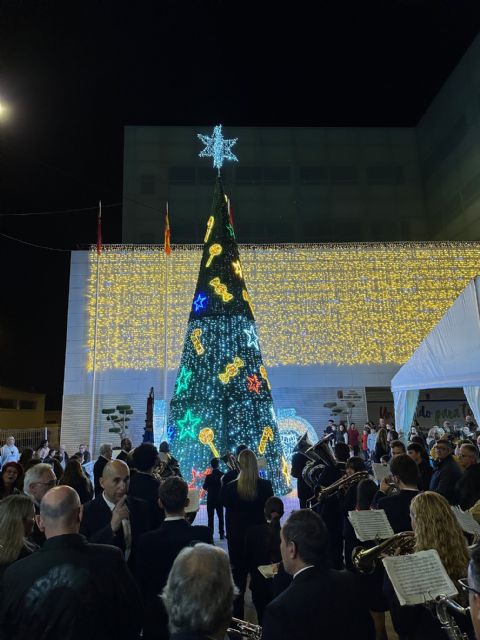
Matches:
[227,618,262,639]
[352,531,416,574]
[308,470,369,509]
[220,452,240,473]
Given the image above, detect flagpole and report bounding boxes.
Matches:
[89,200,101,457]
[163,202,169,435]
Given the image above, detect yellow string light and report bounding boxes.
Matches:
[209,276,233,302]
[86,242,480,372]
[204,216,214,243]
[218,357,244,384]
[205,243,222,268]
[198,427,219,457]
[190,328,205,355]
[258,426,274,454]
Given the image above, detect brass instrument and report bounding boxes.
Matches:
[221,452,240,473]
[352,531,415,574]
[435,595,470,640]
[227,617,262,639]
[308,471,370,509]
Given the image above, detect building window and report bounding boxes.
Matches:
[367,165,404,185]
[0,398,16,409]
[19,400,36,410]
[139,174,156,195]
[168,167,195,185]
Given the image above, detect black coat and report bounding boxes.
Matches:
[128,471,164,528]
[262,566,375,640]
[80,494,151,566]
[93,456,109,496]
[455,463,480,510]
[202,468,224,505]
[290,452,311,503]
[0,534,142,640]
[429,455,463,504]
[75,451,91,464]
[376,489,419,533]
[417,459,433,492]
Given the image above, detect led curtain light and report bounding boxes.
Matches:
[167,177,290,495]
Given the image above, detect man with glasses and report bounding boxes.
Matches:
[429,439,462,505]
[23,463,57,546]
[455,444,480,510]
[464,546,480,639]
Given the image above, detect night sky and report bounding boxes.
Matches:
[0,0,479,408]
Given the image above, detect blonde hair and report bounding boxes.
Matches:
[236,449,259,501]
[0,495,35,564]
[410,492,469,582]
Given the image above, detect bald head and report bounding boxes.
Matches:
[100,459,130,504]
[39,486,82,538]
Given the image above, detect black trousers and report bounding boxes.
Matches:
[207,502,224,535]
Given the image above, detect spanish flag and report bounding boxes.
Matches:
[164,202,171,255]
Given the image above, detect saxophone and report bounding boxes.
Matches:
[434,595,470,640]
[227,617,262,639]
[352,531,416,573]
[308,471,370,509]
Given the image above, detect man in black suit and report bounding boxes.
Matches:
[262,510,374,640]
[93,443,112,496]
[80,458,151,567]
[430,438,462,504]
[129,442,164,528]
[116,437,133,463]
[0,485,142,640]
[74,443,91,465]
[290,446,311,509]
[372,454,419,532]
[23,462,57,546]
[203,457,224,538]
[134,476,213,640]
[456,443,480,510]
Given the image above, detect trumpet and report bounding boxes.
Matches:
[227,617,262,639]
[221,452,240,473]
[352,531,415,574]
[308,471,370,509]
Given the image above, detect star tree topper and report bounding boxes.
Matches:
[198,124,238,171]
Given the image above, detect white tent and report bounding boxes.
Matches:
[391,277,480,430]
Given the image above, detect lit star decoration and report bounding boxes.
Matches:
[247,373,262,394]
[244,325,259,350]
[175,366,193,395]
[167,424,176,442]
[193,293,208,312]
[177,409,201,440]
[226,223,235,239]
[198,124,238,170]
[232,260,243,279]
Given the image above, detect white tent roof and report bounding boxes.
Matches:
[391,277,480,392]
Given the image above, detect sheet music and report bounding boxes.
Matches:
[372,463,391,482]
[382,549,458,606]
[452,506,480,535]
[348,509,394,542]
[257,563,279,579]
[185,488,200,513]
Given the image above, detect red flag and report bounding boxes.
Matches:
[164,202,171,255]
[97,201,102,255]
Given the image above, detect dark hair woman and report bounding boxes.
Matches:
[221,449,273,619]
[374,428,389,463]
[59,459,93,504]
[18,448,34,470]
[244,496,285,624]
[0,462,23,499]
[0,495,37,579]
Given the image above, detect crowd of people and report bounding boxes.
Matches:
[0,421,479,640]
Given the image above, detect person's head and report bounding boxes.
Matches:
[38,439,49,450]
[443,420,452,431]
[23,463,57,504]
[100,459,129,504]
[120,438,132,453]
[467,544,480,640]
[5,436,15,447]
[264,496,284,522]
[410,426,418,436]
[60,459,88,487]
[78,444,86,454]
[280,510,328,575]
[132,443,158,472]
[18,448,34,466]
[411,435,425,447]
[38,486,82,539]
[390,454,419,488]
[210,458,219,470]
[99,443,113,460]
[158,476,189,515]
[0,495,36,563]
[58,444,67,455]
[458,443,479,470]
[434,438,453,461]
[390,439,406,458]
[349,423,356,430]
[407,442,425,464]
[378,418,386,428]
[339,423,346,433]
[465,415,474,424]
[237,449,259,501]
[334,442,350,462]
[356,478,378,511]
[2,462,23,490]
[163,544,236,640]
[235,444,247,457]
[380,454,390,465]
[363,425,370,435]
[159,441,170,453]
[377,427,388,447]
[410,492,469,582]
[345,456,366,476]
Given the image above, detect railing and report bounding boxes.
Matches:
[0,427,61,451]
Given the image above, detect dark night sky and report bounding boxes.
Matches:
[0,0,479,408]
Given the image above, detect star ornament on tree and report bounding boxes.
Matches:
[246,374,262,394]
[193,292,208,312]
[198,125,238,170]
[177,409,201,440]
[243,325,259,350]
[176,366,193,395]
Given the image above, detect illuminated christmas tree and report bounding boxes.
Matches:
[167,126,290,495]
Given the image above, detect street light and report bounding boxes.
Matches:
[0,100,11,123]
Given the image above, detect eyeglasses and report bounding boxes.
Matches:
[33,481,56,488]
[458,577,480,596]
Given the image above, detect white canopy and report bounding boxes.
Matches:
[391,277,480,429]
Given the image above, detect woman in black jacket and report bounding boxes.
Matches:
[221,448,273,619]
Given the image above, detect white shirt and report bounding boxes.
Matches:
[102,493,132,561]
[293,565,315,579]
[164,516,185,522]
[0,444,19,468]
